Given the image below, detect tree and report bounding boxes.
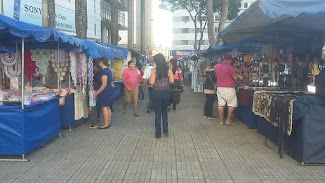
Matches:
[160,0,241,51]
[75,0,87,39]
[214,0,241,44]
[110,0,119,45]
[160,0,208,53]
[207,0,216,46]
[216,0,229,45]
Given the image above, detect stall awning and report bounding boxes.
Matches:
[202,39,264,57]
[218,0,325,44]
[95,42,128,59]
[0,14,117,59]
[84,41,115,60]
[0,14,84,47]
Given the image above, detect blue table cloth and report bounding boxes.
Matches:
[0,97,61,155]
[60,94,86,128]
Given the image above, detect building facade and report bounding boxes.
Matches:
[0,0,127,43]
[171,0,256,56]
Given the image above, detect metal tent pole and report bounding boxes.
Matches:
[21,38,25,109]
[57,42,60,91]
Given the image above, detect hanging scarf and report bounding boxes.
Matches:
[69,51,78,87]
[78,53,84,93]
[82,55,88,98]
[88,56,93,90]
[24,50,37,82]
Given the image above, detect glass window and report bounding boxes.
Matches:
[197,16,207,21]
[181,28,189,33]
[118,10,126,27]
[215,27,218,33]
[101,1,111,21]
[182,16,189,22]
[181,40,189,45]
[244,3,248,8]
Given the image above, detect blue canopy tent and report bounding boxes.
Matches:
[95,42,128,59]
[218,0,325,44]
[201,39,264,57]
[0,14,118,161]
[217,0,325,164]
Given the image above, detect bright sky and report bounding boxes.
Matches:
[152,0,173,47]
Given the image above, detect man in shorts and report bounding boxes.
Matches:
[123,60,140,116]
[214,54,245,125]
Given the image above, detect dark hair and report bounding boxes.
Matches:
[153,53,169,79]
[210,62,217,67]
[231,58,239,66]
[93,58,100,68]
[128,60,135,66]
[170,59,177,74]
[101,57,110,67]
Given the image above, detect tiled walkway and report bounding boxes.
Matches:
[1,86,325,183]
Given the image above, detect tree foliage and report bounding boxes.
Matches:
[213,0,241,20]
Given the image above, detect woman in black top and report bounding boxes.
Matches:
[203,62,217,119]
[149,53,174,138]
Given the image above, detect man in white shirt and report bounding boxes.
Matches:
[143,58,156,113]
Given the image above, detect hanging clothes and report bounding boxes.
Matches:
[24,50,37,82]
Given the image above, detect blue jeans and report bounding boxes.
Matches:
[152,89,170,137]
[138,84,144,100]
[147,87,154,110]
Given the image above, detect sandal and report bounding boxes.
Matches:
[225,122,233,126]
[133,113,140,116]
[99,125,111,129]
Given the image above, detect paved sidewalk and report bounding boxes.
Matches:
[1,86,325,183]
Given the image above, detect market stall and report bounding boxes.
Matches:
[217,0,325,164]
[0,14,115,160]
[59,38,127,129]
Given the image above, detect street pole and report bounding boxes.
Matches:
[140,0,146,55]
[128,0,134,49]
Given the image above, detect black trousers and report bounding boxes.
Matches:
[204,94,216,117]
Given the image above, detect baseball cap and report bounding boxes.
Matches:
[224,54,232,60]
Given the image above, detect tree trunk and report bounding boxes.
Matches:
[47,0,55,28]
[111,1,119,45]
[75,0,87,39]
[193,15,198,53]
[216,0,229,45]
[207,0,216,46]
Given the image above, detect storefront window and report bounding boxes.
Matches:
[101,0,111,21]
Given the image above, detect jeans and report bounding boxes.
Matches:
[204,94,216,117]
[89,106,102,126]
[138,84,144,100]
[152,90,170,137]
[147,87,154,110]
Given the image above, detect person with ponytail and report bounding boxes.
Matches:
[93,58,113,129]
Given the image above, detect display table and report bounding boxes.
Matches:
[0,97,61,158]
[253,92,325,164]
[237,88,257,129]
[60,93,86,129]
[112,81,124,99]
